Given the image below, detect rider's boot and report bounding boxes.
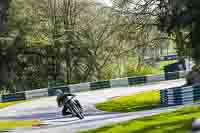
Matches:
[62,105,71,116]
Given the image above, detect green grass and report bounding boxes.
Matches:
[127,65,161,77]
[96,90,160,112]
[159,60,177,71]
[80,106,200,133]
[126,60,177,77]
[0,120,41,131]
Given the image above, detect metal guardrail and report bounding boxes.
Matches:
[160,84,200,106]
[90,80,111,90]
[0,95,2,102]
[0,71,187,103]
[1,92,26,102]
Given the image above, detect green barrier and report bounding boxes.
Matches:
[128,76,147,85]
[90,80,111,90]
[2,92,26,102]
[165,72,179,80]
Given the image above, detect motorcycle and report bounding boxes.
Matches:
[63,95,84,120]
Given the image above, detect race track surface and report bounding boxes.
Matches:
[0,79,186,133]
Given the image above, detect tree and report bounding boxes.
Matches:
[192,0,200,64]
[0,0,50,91]
[111,0,200,85]
[0,0,10,33]
[47,0,93,84]
[111,0,190,56]
[79,6,132,80]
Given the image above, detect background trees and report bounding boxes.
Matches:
[112,0,192,60]
[193,0,200,64]
[0,0,180,93]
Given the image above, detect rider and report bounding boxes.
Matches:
[56,89,82,116]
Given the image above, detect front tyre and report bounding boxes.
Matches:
[74,100,83,113]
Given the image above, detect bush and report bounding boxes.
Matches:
[126,64,160,77]
[101,65,114,80]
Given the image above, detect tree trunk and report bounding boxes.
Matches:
[0,62,9,83]
[65,45,72,85]
[0,0,10,33]
[186,16,200,85]
[175,26,184,57]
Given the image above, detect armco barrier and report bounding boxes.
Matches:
[110,78,129,87]
[90,80,111,90]
[165,71,179,80]
[160,89,168,105]
[128,76,146,85]
[164,54,177,60]
[48,86,70,96]
[69,83,90,93]
[25,88,49,99]
[0,95,2,102]
[193,85,200,101]
[160,84,200,106]
[2,92,26,102]
[0,71,187,103]
[146,74,165,82]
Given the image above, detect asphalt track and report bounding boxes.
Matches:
[0,79,186,133]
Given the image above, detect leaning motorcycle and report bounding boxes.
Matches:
[63,95,84,119]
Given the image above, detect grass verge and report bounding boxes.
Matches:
[159,60,177,71]
[0,120,41,131]
[80,106,200,133]
[0,101,26,109]
[96,90,160,112]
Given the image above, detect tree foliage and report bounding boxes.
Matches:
[0,0,183,92]
[112,0,193,60]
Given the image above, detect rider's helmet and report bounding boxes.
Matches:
[56,89,64,107]
[56,89,64,97]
